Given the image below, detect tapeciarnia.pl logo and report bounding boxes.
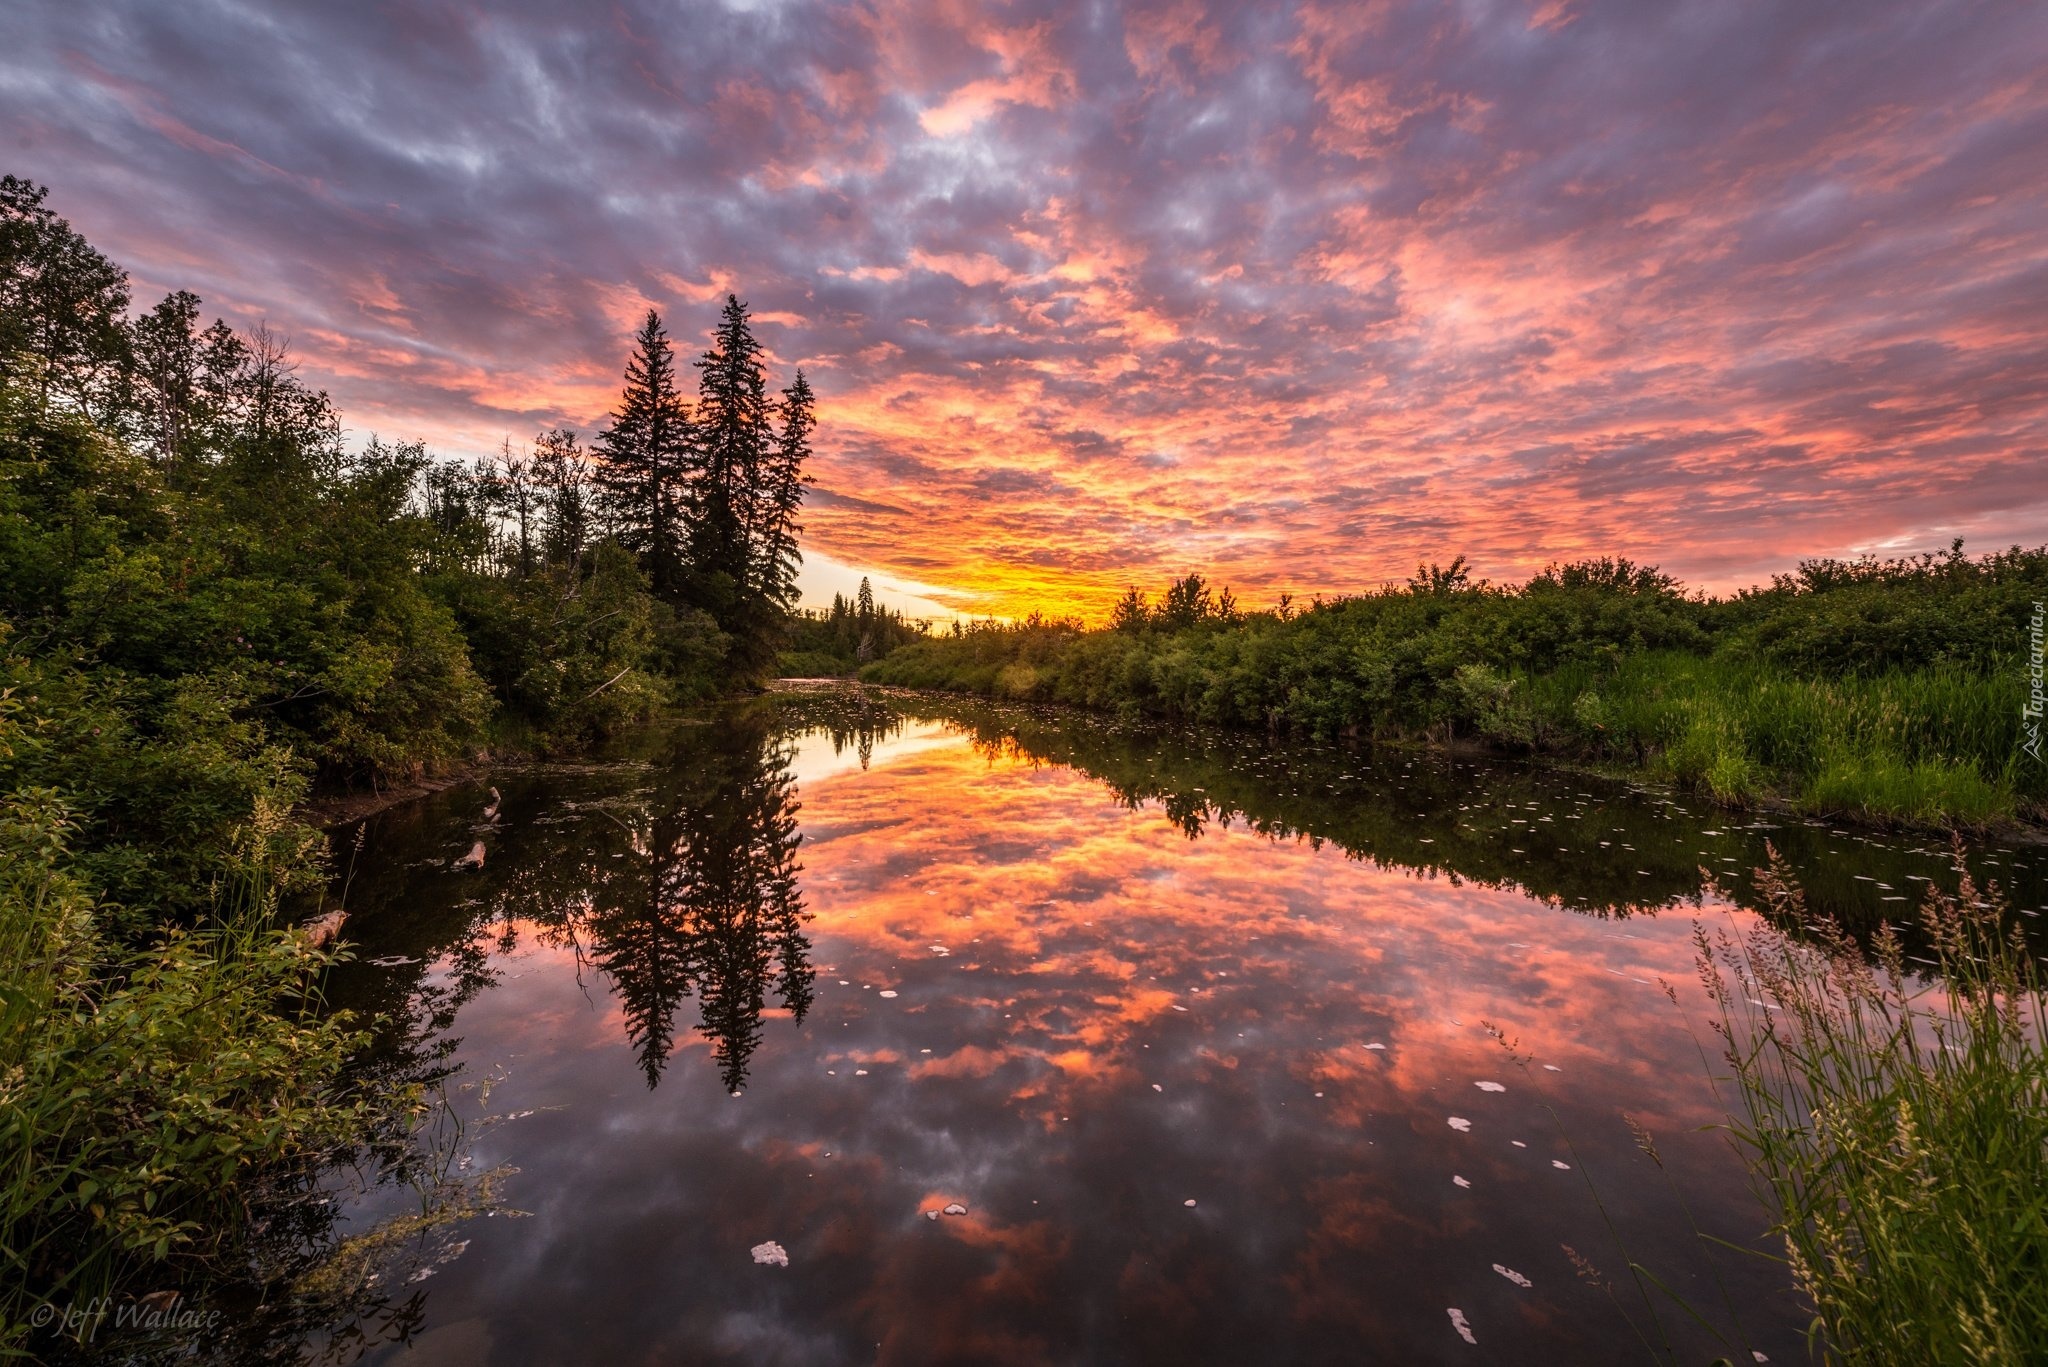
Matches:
[2025,599,2045,763]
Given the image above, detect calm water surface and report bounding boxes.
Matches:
[302,687,2048,1366]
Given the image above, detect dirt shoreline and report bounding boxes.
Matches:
[299,760,495,830]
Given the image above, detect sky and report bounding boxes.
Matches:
[2,0,2044,619]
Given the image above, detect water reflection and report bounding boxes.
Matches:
[302,687,2045,1366]
[569,719,813,1091]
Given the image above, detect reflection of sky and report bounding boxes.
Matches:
[353,728,1808,1365]
[781,720,959,788]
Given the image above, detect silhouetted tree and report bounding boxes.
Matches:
[691,294,770,631]
[532,427,590,566]
[0,175,129,417]
[1158,573,1214,629]
[1110,586,1149,632]
[594,310,694,597]
[759,369,813,616]
[127,289,202,465]
[856,575,876,662]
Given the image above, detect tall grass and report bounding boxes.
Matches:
[0,780,393,1354]
[1589,654,2025,824]
[1698,848,2048,1363]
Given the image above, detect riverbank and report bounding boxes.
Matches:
[862,552,2048,836]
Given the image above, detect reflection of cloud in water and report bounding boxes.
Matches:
[331,696,1938,1364]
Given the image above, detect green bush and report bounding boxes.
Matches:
[0,760,398,1352]
[864,552,2047,829]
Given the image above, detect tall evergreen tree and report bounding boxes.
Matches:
[855,576,876,663]
[759,369,814,615]
[594,311,694,598]
[691,295,770,622]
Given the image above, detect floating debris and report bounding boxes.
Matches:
[367,953,417,968]
[1474,1081,1506,1093]
[452,842,486,872]
[1365,1042,1386,1051]
[1447,1117,1472,1132]
[924,1210,940,1221]
[1453,1176,1471,1189]
[1542,1064,1562,1072]
[1183,1198,1197,1207]
[1552,1160,1572,1170]
[942,1203,967,1216]
[879,990,899,999]
[750,1241,789,1267]
[1151,1084,1163,1092]
[302,909,348,948]
[1493,1264,1531,1288]
[1447,1308,1477,1344]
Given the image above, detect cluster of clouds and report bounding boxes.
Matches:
[4,0,2044,613]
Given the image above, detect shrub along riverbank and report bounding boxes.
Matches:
[0,176,814,1350]
[864,551,2048,831]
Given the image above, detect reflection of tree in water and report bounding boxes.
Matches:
[576,717,814,1091]
[817,690,905,770]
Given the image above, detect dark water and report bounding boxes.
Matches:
[297,687,2047,1366]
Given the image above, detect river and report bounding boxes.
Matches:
[291,685,2047,1365]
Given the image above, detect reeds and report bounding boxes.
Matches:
[1593,654,2029,824]
[1698,846,2048,1363]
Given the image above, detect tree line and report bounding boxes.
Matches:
[0,172,828,1344]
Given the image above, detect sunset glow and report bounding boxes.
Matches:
[7,1,2045,617]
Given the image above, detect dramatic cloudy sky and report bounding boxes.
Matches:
[4,0,2044,616]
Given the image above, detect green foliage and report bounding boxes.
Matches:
[0,716,401,1353]
[0,175,791,1351]
[864,554,2046,828]
[590,297,815,684]
[1699,852,2048,1364]
[777,578,930,676]
[434,541,722,745]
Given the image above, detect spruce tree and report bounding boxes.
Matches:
[692,294,774,671]
[594,311,694,598]
[758,369,814,615]
[855,576,876,663]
